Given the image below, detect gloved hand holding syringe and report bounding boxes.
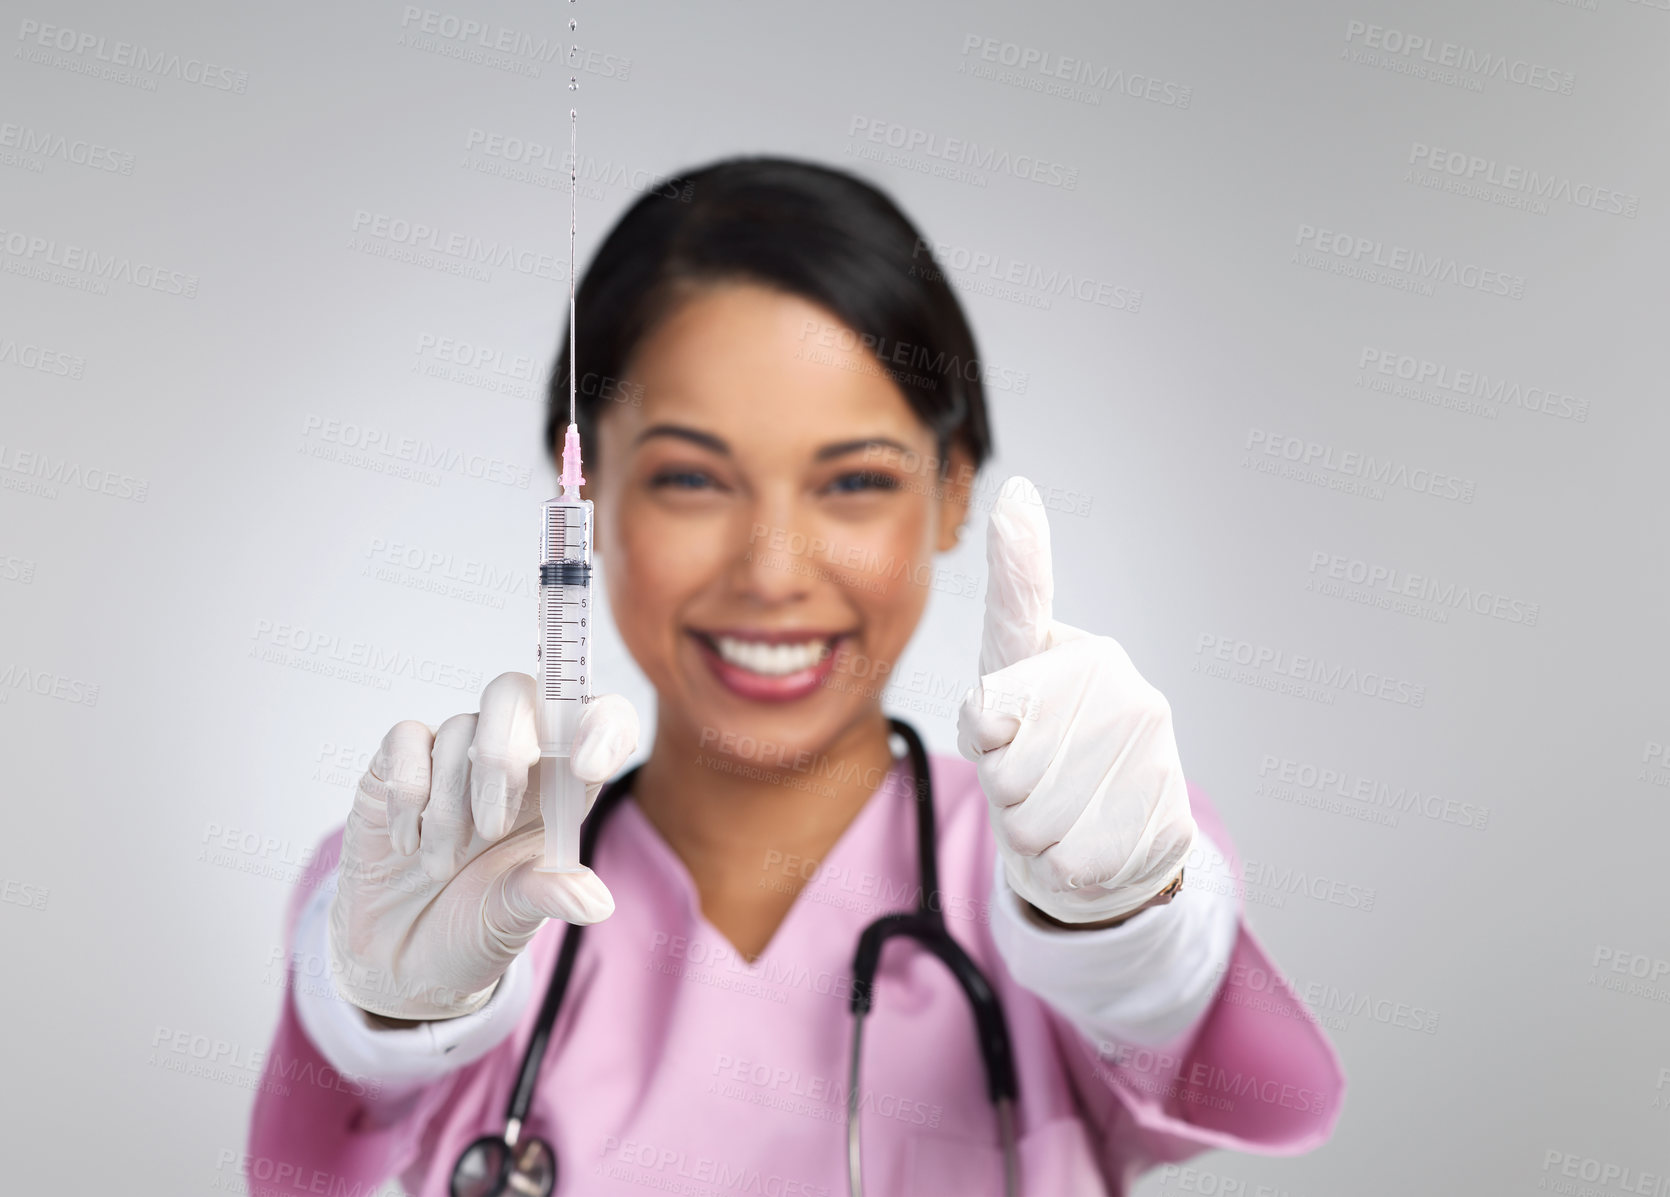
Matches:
[324,82,642,1024]
[324,299,635,1020]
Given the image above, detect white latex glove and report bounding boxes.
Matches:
[956,477,1198,925]
[328,672,639,1020]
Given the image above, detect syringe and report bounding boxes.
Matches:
[533,93,594,874]
[534,424,592,873]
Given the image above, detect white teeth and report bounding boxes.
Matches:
[713,636,833,677]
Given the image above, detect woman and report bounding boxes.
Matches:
[249,157,1343,1195]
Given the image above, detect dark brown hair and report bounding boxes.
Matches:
[544,156,993,475]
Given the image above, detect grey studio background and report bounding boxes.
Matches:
[2,0,1666,1192]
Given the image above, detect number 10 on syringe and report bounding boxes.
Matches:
[535,423,592,874]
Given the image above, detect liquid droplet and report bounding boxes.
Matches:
[569,19,577,30]
[569,78,579,90]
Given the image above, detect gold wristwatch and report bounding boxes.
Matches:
[1026,867,1186,931]
[1152,867,1186,904]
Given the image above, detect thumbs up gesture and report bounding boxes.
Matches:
[957,477,1198,926]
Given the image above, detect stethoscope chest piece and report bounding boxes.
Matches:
[452,1127,556,1197]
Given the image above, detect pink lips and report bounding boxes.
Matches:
[689,630,847,703]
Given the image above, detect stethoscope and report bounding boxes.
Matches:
[451,718,1021,1197]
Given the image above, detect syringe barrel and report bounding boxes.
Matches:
[536,494,593,874]
[536,496,593,752]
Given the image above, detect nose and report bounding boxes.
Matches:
[732,501,818,607]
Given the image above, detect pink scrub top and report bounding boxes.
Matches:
[248,753,1345,1195]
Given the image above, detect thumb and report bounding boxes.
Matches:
[980,475,1055,676]
[497,861,616,929]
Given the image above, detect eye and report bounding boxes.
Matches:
[825,470,900,495]
[649,468,718,490]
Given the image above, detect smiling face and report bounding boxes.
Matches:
[586,282,972,767]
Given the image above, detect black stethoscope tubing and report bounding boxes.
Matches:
[472,716,1020,1193]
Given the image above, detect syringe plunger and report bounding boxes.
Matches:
[537,754,586,874]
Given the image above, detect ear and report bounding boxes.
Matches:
[933,442,975,554]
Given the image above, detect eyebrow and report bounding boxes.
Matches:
[632,424,729,454]
[814,437,915,462]
[632,425,916,463]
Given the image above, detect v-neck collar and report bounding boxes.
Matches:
[612,756,912,974]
